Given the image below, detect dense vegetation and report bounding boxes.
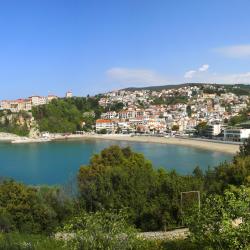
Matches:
[78,146,203,231]
[124,83,250,95]
[32,97,103,133]
[0,110,30,136]
[0,138,250,249]
[152,96,188,105]
[228,107,250,126]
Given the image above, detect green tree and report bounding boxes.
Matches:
[0,180,74,234]
[204,156,250,194]
[195,121,208,136]
[172,125,179,131]
[237,136,250,158]
[186,105,192,117]
[78,146,203,231]
[186,187,250,250]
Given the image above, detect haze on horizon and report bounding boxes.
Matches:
[1,0,250,99]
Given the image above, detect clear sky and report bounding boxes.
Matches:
[1,0,250,99]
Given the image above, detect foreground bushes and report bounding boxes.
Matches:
[60,210,158,250]
[78,146,203,231]
[0,181,73,234]
[186,187,250,250]
[0,142,250,249]
[0,233,64,250]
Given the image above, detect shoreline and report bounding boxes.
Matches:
[0,132,21,142]
[0,132,239,154]
[56,134,239,155]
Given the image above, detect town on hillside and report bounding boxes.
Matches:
[1,84,250,142]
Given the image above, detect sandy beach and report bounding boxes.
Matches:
[64,134,240,155]
[0,132,21,141]
[0,132,240,154]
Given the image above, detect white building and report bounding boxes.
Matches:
[206,124,222,137]
[95,119,115,133]
[66,91,73,98]
[224,128,250,142]
[30,96,47,106]
[101,111,117,119]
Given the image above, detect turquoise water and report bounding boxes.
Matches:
[0,139,232,185]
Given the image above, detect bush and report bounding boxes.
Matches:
[60,210,151,250]
[0,233,64,250]
[186,187,250,250]
[0,181,74,234]
[78,146,203,231]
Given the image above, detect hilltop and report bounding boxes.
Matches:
[122,83,250,95]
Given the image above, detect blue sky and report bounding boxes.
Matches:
[1,0,250,99]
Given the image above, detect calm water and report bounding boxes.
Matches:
[0,139,232,185]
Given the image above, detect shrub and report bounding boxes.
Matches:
[60,210,150,250]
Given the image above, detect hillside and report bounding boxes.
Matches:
[122,83,250,94]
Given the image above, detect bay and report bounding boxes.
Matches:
[0,139,232,185]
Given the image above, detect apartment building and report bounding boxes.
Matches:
[95,119,116,133]
[224,128,250,142]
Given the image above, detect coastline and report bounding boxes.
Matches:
[58,134,239,155]
[0,132,20,142]
[0,132,239,154]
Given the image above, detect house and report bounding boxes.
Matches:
[206,124,222,137]
[95,119,116,133]
[30,96,47,106]
[65,91,73,98]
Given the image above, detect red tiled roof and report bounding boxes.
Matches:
[96,119,112,123]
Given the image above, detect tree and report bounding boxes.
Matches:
[0,180,74,233]
[172,125,179,131]
[97,128,107,134]
[204,156,250,194]
[105,102,124,112]
[32,97,104,133]
[186,105,192,117]
[237,136,250,158]
[78,146,204,231]
[195,121,208,136]
[193,166,203,179]
[186,187,250,250]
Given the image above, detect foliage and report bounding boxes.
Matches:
[0,233,64,250]
[32,99,83,133]
[186,187,250,250]
[195,121,208,136]
[237,136,250,158]
[60,210,152,250]
[104,102,124,112]
[0,123,29,136]
[97,128,107,134]
[186,105,192,117]
[32,97,103,133]
[204,156,250,194]
[202,86,225,95]
[225,84,250,96]
[78,146,203,231]
[1,143,250,248]
[152,96,188,105]
[0,181,74,234]
[162,239,196,250]
[172,125,179,131]
[0,111,30,136]
[228,107,250,126]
